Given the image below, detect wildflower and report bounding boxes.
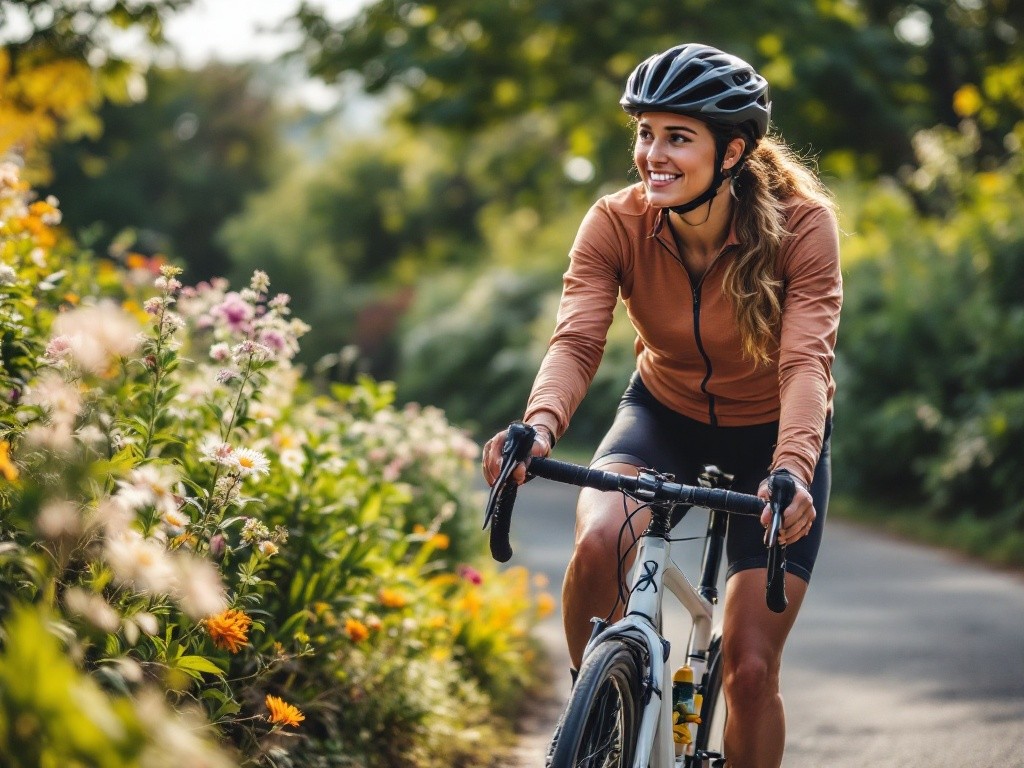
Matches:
[206,608,252,653]
[378,588,408,609]
[198,436,235,466]
[115,464,181,518]
[209,342,231,362]
[64,587,120,634]
[241,518,270,544]
[36,500,80,539]
[345,617,370,642]
[175,556,228,619]
[429,532,450,550]
[457,564,483,585]
[537,592,556,619]
[231,339,272,363]
[0,440,18,482]
[104,532,178,594]
[231,447,270,479]
[211,292,254,332]
[257,540,279,558]
[250,270,270,294]
[51,301,141,375]
[265,694,304,728]
[0,264,16,285]
[208,533,227,561]
[162,507,190,529]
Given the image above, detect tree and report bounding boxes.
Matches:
[288,0,1023,182]
[45,63,283,281]
[0,0,193,180]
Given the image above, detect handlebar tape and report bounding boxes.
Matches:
[765,471,796,613]
[527,457,621,492]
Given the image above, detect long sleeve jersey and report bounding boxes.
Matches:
[523,183,842,487]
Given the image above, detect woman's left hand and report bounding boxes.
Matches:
[758,474,816,546]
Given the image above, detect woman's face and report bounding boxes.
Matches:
[633,112,739,208]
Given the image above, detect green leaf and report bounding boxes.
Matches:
[171,655,225,677]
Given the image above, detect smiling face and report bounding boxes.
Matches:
[633,112,743,209]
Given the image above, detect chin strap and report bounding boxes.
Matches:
[668,137,730,217]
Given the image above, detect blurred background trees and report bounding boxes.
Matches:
[7,0,1024,541]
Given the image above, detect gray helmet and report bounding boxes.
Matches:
[620,43,771,143]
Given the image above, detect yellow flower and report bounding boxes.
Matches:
[205,609,252,653]
[378,588,408,609]
[0,441,18,483]
[429,532,450,550]
[265,694,305,728]
[345,617,370,643]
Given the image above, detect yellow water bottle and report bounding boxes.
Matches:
[671,665,695,755]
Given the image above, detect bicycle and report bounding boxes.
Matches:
[483,422,796,768]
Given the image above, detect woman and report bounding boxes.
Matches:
[482,43,841,768]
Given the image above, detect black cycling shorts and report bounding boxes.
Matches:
[590,372,832,582]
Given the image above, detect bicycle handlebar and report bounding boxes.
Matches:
[482,422,793,613]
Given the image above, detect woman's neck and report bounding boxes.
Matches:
[666,186,735,262]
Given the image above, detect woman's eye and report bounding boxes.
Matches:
[670,133,689,143]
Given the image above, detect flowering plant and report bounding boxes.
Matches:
[0,163,550,767]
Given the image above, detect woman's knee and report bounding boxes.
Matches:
[570,489,640,575]
[724,651,779,706]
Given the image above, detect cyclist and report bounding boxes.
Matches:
[482,42,840,768]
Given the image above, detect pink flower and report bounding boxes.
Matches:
[212,292,254,332]
[457,564,483,585]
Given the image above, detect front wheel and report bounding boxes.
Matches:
[692,634,727,766]
[547,638,644,767]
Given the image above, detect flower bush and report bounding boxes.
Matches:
[0,162,552,767]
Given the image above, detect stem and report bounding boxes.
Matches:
[141,302,171,459]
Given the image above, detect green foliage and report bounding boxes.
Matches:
[0,165,550,767]
[0,0,194,180]
[833,123,1024,526]
[46,63,284,282]
[289,0,1023,178]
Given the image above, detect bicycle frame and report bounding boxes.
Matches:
[581,509,725,768]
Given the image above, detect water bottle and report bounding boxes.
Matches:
[672,665,695,755]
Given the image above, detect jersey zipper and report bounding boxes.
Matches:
[690,277,718,426]
[655,228,720,426]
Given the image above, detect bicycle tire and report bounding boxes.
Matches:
[693,634,727,764]
[547,638,644,768]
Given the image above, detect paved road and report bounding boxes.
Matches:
[500,480,1024,768]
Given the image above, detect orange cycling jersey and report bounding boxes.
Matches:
[523,183,842,487]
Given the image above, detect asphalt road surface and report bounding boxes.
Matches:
[500,479,1024,768]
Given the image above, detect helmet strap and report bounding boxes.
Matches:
[668,137,730,217]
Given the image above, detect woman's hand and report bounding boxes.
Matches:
[481,424,554,487]
[758,471,816,546]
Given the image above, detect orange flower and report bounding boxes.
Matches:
[378,588,408,609]
[345,617,370,643]
[206,609,252,653]
[0,441,18,483]
[265,694,305,728]
[537,592,556,619]
[429,532,450,550]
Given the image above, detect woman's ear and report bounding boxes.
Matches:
[722,137,748,172]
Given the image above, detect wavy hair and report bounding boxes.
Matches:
[720,133,836,366]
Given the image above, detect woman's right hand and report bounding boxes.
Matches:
[481,424,554,487]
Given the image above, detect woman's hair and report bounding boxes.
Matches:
[721,131,836,366]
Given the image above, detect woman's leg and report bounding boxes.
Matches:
[720,569,808,768]
[561,462,649,668]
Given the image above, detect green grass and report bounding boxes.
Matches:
[830,493,1024,571]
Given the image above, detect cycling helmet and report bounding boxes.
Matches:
[620,43,771,143]
[621,44,771,215]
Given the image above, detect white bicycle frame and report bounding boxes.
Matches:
[580,530,718,768]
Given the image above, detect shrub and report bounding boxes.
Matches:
[0,162,550,767]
